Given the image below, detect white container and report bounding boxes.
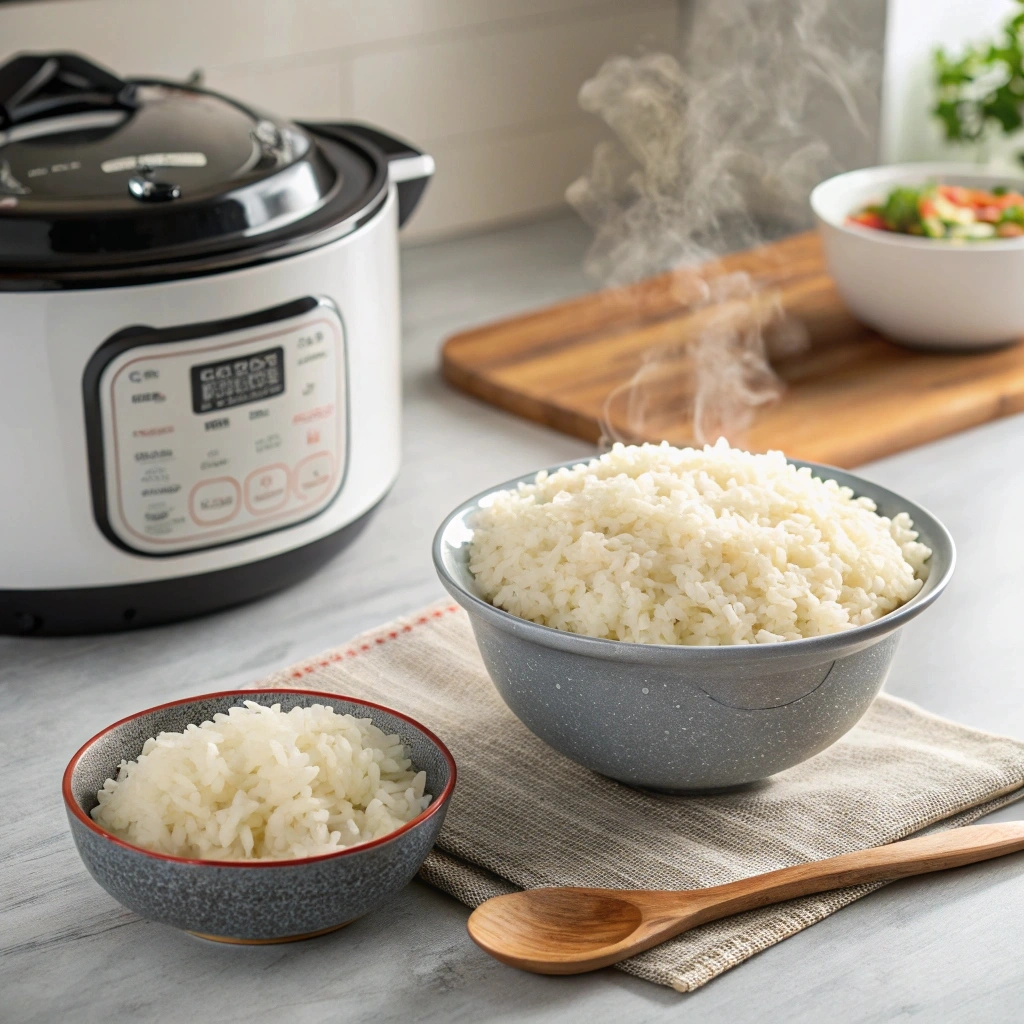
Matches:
[811,162,1024,350]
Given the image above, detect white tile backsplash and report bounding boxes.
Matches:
[204,60,350,122]
[0,0,276,75]
[411,118,612,240]
[262,0,641,58]
[0,0,678,241]
[350,6,675,143]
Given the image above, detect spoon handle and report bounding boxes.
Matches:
[684,821,1024,926]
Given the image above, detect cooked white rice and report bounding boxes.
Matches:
[91,701,431,860]
[468,441,932,646]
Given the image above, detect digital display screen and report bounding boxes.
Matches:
[191,346,285,414]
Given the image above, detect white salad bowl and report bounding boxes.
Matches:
[811,162,1024,350]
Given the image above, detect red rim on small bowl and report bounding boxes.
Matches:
[62,688,457,868]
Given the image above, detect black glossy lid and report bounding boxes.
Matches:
[0,52,385,280]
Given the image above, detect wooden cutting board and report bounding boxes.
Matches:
[441,231,1024,467]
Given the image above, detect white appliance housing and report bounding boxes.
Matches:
[0,52,432,633]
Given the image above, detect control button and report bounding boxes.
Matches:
[293,451,334,503]
[134,447,173,467]
[292,403,334,425]
[244,464,290,516]
[132,424,174,438]
[188,476,241,526]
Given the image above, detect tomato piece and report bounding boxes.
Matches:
[847,212,887,230]
[957,187,1003,207]
[997,222,1024,237]
[995,191,1024,209]
[919,198,938,219]
[976,205,1002,222]
[938,185,972,205]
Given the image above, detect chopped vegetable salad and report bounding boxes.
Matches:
[848,183,1024,240]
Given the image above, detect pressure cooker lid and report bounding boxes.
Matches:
[0,52,383,277]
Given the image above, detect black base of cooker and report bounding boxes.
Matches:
[0,501,381,637]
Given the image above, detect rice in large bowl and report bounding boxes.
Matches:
[468,441,932,646]
[435,452,953,790]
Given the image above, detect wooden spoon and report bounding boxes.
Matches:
[467,821,1024,975]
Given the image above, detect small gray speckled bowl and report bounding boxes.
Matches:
[433,459,955,793]
[63,689,456,943]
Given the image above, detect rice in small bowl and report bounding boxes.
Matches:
[433,443,954,791]
[91,700,432,861]
[64,689,456,942]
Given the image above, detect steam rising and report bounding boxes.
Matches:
[566,0,881,447]
[601,274,809,447]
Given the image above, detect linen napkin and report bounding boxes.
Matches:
[261,601,1024,992]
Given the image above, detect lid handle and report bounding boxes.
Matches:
[307,122,433,228]
[0,52,138,131]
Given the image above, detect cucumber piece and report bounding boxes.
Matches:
[933,195,974,225]
[949,222,996,239]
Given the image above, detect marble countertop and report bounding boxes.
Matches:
[4,216,1023,1023]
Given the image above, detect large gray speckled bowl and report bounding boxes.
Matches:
[63,689,456,943]
[433,458,955,793]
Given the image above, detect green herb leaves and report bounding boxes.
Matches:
[934,0,1024,159]
[882,186,926,232]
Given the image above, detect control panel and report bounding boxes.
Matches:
[92,297,346,555]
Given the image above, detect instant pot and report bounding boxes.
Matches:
[0,52,433,635]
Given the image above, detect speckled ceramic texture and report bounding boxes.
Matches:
[63,690,455,942]
[433,459,955,792]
